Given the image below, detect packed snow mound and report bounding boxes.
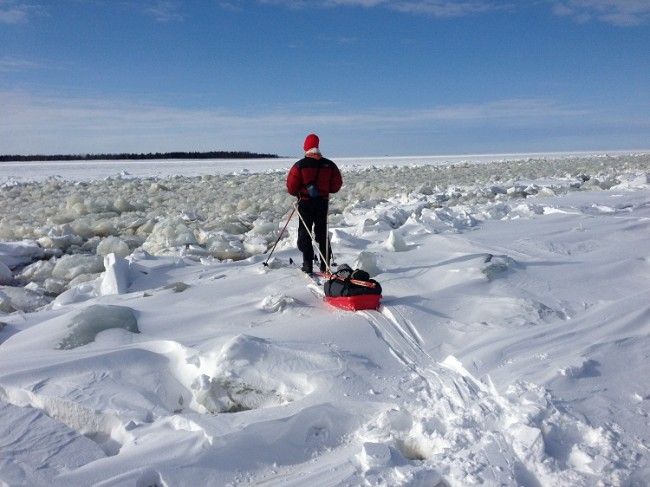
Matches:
[57,304,139,350]
[191,335,337,414]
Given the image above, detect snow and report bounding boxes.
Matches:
[0,153,649,485]
[56,304,139,350]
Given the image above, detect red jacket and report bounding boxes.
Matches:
[286,155,343,200]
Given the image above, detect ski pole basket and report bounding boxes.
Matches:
[323,265,382,311]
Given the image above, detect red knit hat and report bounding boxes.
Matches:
[303,133,320,152]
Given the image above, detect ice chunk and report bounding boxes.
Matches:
[81,236,101,252]
[180,209,201,221]
[96,236,130,257]
[99,254,131,296]
[354,251,382,277]
[164,281,190,293]
[260,294,296,313]
[205,233,245,260]
[113,196,134,213]
[0,286,51,312]
[16,259,55,283]
[0,240,45,269]
[68,273,101,288]
[141,218,198,254]
[383,230,409,252]
[89,219,117,237]
[358,442,392,470]
[0,261,12,285]
[43,278,66,295]
[36,225,82,250]
[0,290,14,313]
[52,254,104,281]
[248,219,277,236]
[243,235,268,255]
[482,254,519,280]
[69,218,96,239]
[52,281,98,309]
[56,304,139,350]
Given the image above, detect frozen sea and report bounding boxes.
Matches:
[1,151,649,486]
[0,150,642,182]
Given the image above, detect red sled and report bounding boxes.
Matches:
[325,294,381,311]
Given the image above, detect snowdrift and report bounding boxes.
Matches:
[0,154,649,485]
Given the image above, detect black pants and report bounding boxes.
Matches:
[297,198,330,270]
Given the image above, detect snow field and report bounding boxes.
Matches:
[0,153,649,485]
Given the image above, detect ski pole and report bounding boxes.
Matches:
[325,212,329,269]
[263,206,297,267]
[325,209,337,267]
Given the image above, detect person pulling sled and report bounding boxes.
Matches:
[286,133,343,274]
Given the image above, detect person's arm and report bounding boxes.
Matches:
[286,163,302,196]
[329,164,343,193]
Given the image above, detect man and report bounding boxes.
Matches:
[286,133,343,273]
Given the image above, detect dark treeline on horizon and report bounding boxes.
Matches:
[0,151,279,162]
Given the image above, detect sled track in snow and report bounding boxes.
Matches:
[360,305,433,373]
[356,304,631,486]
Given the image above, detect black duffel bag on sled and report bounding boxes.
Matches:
[323,264,382,311]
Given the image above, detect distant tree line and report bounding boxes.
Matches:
[0,151,279,162]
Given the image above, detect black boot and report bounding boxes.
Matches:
[301,262,313,274]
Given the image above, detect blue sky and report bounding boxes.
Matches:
[1,0,649,156]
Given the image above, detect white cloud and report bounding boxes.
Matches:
[253,0,650,25]
[142,0,184,22]
[0,0,36,24]
[258,0,506,17]
[389,0,501,17]
[0,57,41,72]
[0,90,593,153]
[551,0,650,26]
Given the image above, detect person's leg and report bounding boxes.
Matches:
[313,199,330,272]
[297,200,315,272]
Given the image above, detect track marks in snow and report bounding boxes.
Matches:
[356,303,628,485]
